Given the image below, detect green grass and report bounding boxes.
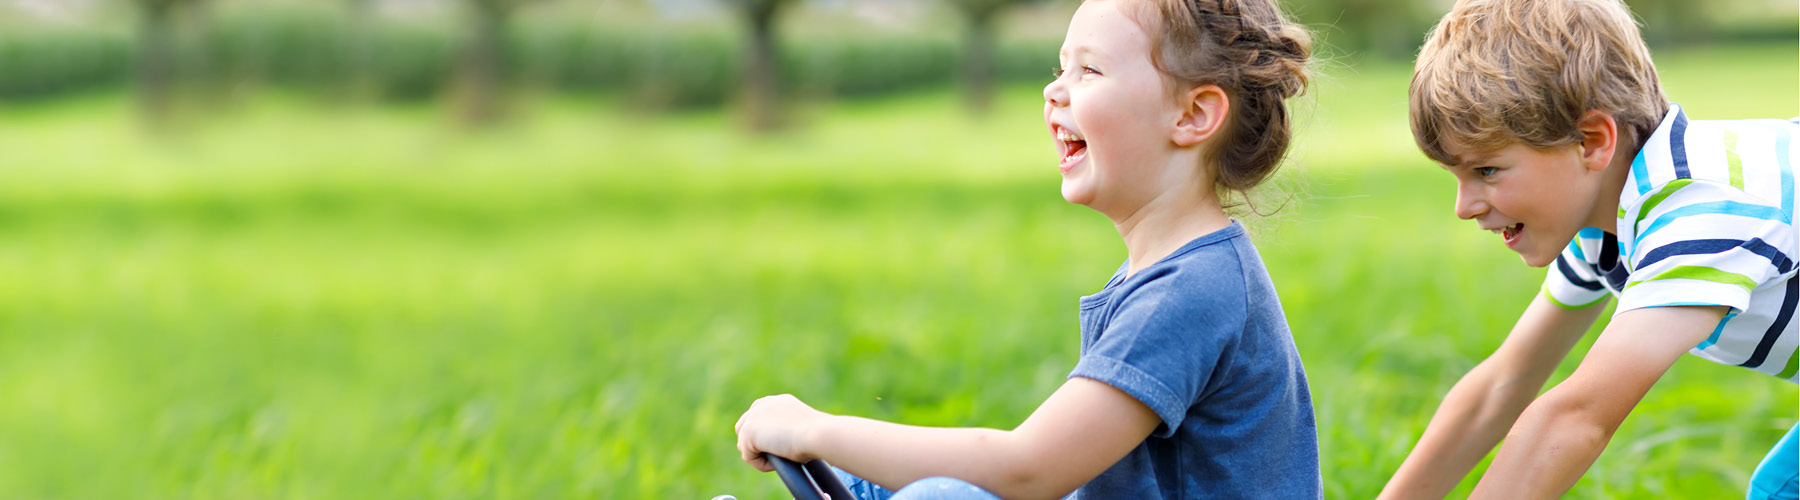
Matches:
[0,43,1794,499]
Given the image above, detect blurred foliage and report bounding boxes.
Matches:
[0,0,1788,107]
[0,6,1058,108]
[0,26,132,99]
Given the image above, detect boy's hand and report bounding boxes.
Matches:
[1378,295,1608,500]
[1470,305,1726,499]
[734,394,830,472]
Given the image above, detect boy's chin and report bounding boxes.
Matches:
[1516,247,1561,268]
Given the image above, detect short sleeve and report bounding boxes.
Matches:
[1542,239,1611,309]
[1620,179,1798,313]
[1068,270,1243,437]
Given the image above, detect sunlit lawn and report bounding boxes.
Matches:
[0,43,1793,499]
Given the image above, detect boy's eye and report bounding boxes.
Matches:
[1475,167,1498,177]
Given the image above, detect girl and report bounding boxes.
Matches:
[734,0,1319,498]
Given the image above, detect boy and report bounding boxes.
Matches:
[1379,0,1799,498]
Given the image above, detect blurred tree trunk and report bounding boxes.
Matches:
[344,0,377,102]
[738,0,789,131]
[960,5,998,115]
[457,0,517,126]
[135,0,187,128]
[949,0,1018,116]
[1343,0,1419,60]
[1627,0,1711,47]
[1293,0,1425,61]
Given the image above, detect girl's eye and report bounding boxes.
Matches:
[1052,67,1065,79]
[1082,66,1100,76]
[1475,167,1498,178]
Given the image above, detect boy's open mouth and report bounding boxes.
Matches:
[1496,223,1523,244]
[1056,128,1088,171]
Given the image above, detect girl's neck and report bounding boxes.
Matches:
[1114,188,1233,277]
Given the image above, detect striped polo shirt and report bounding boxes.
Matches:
[1543,104,1800,383]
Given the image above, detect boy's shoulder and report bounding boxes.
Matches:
[1619,105,1798,213]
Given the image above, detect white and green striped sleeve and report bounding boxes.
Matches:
[1542,232,1611,309]
[1620,179,1798,313]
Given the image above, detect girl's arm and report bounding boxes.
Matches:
[735,377,1160,500]
[1467,305,1724,499]
[1378,294,1608,500]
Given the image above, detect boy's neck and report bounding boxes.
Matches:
[1588,134,1647,234]
[1114,189,1233,277]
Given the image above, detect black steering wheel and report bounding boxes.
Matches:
[765,453,856,500]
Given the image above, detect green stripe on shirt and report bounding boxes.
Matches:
[1635,178,1696,230]
[1778,347,1799,379]
[1725,129,1744,189]
[1624,265,1756,292]
[1541,283,1609,310]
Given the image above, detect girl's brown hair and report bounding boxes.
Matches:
[1124,0,1312,201]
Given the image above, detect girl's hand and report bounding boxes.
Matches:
[733,394,829,472]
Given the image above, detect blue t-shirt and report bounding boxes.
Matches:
[1068,221,1321,499]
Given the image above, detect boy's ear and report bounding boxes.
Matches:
[1576,110,1619,172]
[1172,85,1229,147]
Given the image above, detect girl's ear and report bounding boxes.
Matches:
[1575,109,1619,172]
[1172,85,1229,147]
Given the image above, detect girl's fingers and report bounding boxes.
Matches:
[739,436,775,472]
[737,432,756,462]
[733,394,797,473]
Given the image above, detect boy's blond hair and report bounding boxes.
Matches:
[1410,0,1668,165]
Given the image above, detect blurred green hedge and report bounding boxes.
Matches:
[0,8,1058,108]
[0,27,133,99]
[3,0,1785,107]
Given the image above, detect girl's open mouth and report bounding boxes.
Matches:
[1056,128,1087,172]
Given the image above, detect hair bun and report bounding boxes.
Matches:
[1132,0,1313,210]
[1270,27,1311,98]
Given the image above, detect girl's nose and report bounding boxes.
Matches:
[1044,78,1068,107]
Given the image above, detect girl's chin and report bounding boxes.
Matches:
[1060,183,1094,206]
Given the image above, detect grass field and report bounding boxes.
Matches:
[0,43,1795,499]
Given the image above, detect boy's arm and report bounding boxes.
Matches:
[1467,304,1725,499]
[735,377,1159,500]
[1378,294,1609,500]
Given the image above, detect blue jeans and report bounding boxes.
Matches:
[831,468,1003,500]
[1750,423,1800,500]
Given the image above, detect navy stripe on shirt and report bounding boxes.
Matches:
[1671,109,1691,179]
[1557,255,1605,291]
[1740,238,1797,274]
[1605,264,1630,292]
[1637,238,1797,274]
[1740,275,1798,369]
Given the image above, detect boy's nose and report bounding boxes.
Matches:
[1454,186,1488,220]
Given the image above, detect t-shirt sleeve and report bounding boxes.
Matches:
[1068,271,1242,438]
[1620,179,1799,313]
[1542,238,1611,309]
